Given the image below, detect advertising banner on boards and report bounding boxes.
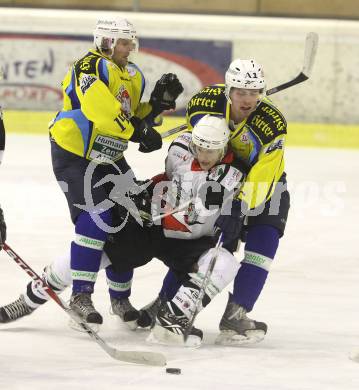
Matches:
[0,33,232,112]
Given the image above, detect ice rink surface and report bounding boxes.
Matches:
[0,134,358,390]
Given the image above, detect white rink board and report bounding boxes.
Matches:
[1,8,359,123]
[0,134,359,389]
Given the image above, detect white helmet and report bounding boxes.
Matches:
[191,115,230,151]
[225,59,265,101]
[93,17,138,54]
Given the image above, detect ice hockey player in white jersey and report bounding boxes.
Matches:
[0,116,261,346]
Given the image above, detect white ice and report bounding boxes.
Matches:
[0,134,358,390]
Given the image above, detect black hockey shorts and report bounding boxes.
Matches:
[244,172,290,239]
[105,222,215,279]
[50,139,132,223]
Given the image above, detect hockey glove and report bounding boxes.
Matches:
[133,187,153,227]
[149,73,184,117]
[0,206,6,249]
[215,199,245,252]
[130,117,162,153]
[114,182,153,227]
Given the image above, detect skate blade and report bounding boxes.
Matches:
[109,308,139,331]
[215,329,265,346]
[68,318,100,333]
[146,325,202,348]
[110,313,138,331]
[123,319,138,331]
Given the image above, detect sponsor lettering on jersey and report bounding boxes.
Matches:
[266,138,284,154]
[79,74,97,95]
[172,150,186,161]
[261,106,286,132]
[225,169,243,189]
[246,101,287,145]
[89,134,128,162]
[200,86,223,96]
[250,114,275,137]
[78,54,98,72]
[187,97,217,110]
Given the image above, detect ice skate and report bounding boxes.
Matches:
[147,302,203,347]
[69,292,103,324]
[0,295,35,323]
[110,297,140,330]
[137,296,162,328]
[215,293,267,346]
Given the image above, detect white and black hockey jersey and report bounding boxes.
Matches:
[152,132,243,240]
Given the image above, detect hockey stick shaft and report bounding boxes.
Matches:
[183,232,223,341]
[152,198,192,223]
[182,173,248,341]
[161,32,318,140]
[2,243,166,366]
[161,123,187,139]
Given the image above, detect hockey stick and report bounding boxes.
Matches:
[182,172,248,342]
[161,32,318,140]
[152,198,193,223]
[2,243,166,367]
[0,107,5,164]
[160,123,187,139]
[183,232,223,342]
[266,32,318,96]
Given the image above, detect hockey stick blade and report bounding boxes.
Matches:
[111,350,166,366]
[302,32,319,77]
[266,32,318,96]
[2,243,166,367]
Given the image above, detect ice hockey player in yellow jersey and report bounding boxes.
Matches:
[49,16,183,326]
[146,59,290,345]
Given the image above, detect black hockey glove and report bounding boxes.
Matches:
[215,199,245,252]
[0,206,6,250]
[130,117,162,153]
[113,182,153,228]
[149,73,184,117]
[132,184,153,227]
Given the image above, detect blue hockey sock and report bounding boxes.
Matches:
[159,269,182,301]
[71,210,111,294]
[232,224,280,312]
[105,266,133,299]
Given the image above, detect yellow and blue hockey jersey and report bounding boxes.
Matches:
[49,49,152,162]
[186,84,287,209]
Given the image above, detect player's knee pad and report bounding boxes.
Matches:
[172,248,240,318]
[26,255,71,306]
[44,253,72,291]
[191,247,240,300]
